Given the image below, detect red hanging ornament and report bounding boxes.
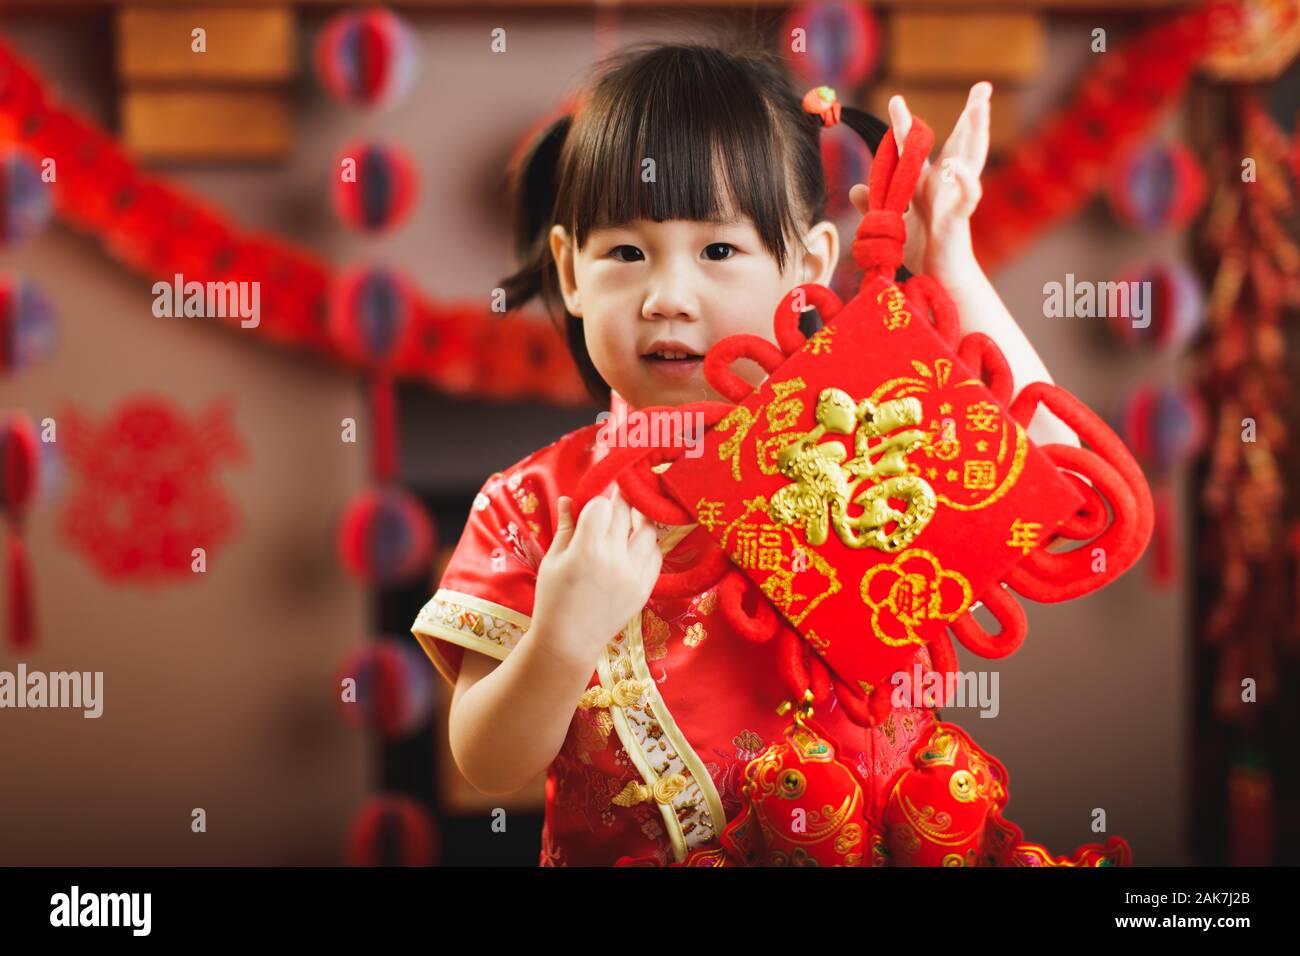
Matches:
[315,9,419,110]
[345,794,439,866]
[0,145,53,244]
[336,485,435,589]
[331,141,418,234]
[335,640,435,740]
[1113,384,1205,587]
[0,273,58,373]
[781,2,880,92]
[331,267,418,481]
[1107,139,1207,233]
[0,411,38,647]
[571,116,1154,731]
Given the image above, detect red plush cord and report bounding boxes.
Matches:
[1005,382,1154,600]
[949,582,1027,659]
[702,335,786,402]
[956,332,1014,406]
[903,273,961,348]
[718,570,779,642]
[772,283,845,355]
[851,119,936,284]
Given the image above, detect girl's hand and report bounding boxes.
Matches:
[848,82,992,288]
[531,489,663,670]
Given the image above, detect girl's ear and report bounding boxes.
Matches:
[549,224,582,317]
[798,219,841,287]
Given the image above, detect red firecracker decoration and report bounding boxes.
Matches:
[346,794,439,866]
[331,141,418,234]
[0,411,38,647]
[58,396,245,582]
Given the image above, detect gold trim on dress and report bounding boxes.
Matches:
[409,588,532,685]
[597,522,730,863]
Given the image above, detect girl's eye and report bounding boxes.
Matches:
[608,245,644,262]
[703,242,736,261]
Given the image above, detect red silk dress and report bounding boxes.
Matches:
[410,393,936,867]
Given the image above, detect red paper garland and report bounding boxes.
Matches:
[0,39,587,406]
[971,1,1241,271]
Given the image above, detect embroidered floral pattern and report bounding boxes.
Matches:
[683,621,707,647]
[641,608,670,661]
[413,592,527,655]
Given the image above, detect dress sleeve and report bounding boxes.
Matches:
[410,468,551,687]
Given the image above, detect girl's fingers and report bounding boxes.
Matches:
[849,182,870,217]
[967,82,992,176]
[888,94,912,157]
[577,491,612,540]
[628,502,648,541]
[608,485,631,542]
[553,496,575,549]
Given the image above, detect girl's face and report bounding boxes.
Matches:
[550,211,839,410]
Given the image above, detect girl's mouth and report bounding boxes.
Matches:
[642,351,704,379]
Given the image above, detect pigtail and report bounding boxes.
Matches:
[500,112,572,310]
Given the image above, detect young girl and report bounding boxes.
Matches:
[411,41,1077,866]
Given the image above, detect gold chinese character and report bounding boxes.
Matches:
[963,460,996,490]
[1005,519,1043,554]
[769,387,936,552]
[697,497,726,531]
[965,401,1001,433]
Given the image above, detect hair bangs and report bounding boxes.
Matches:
[556,45,805,272]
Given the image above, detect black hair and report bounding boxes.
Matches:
[500,40,897,407]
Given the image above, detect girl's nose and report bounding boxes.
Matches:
[641,261,701,322]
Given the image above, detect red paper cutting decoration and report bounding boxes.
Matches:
[58,396,245,583]
[0,411,39,647]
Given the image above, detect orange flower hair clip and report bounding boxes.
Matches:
[802,85,842,127]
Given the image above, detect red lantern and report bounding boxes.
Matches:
[0,410,38,647]
[337,486,435,588]
[346,794,439,866]
[331,141,418,233]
